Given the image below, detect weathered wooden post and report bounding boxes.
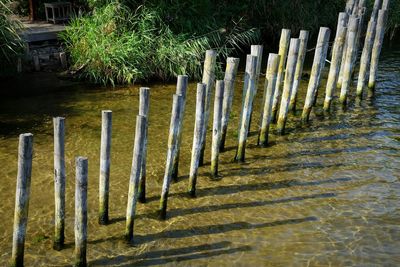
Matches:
[382,0,390,9]
[211,80,224,178]
[53,117,66,250]
[220,58,240,151]
[277,38,300,135]
[17,58,22,73]
[352,1,366,69]
[258,54,280,147]
[368,10,389,91]
[339,16,360,105]
[33,55,40,71]
[247,45,263,128]
[371,0,383,20]
[271,29,291,122]
[188,83,206,197]
[301,27,331,122]
[289,30,309,112]
[74,157,88,267]
[125,115,147,241]
[324,14,348,111]
[171,75,188,181]
[159,95,183,220]
[98,111,112,225]
[199,50,217,166]
[346,0,357,14]
[138,88,150,203]
[356,19,377,97]
[60,52,67,69]
[235,55,257,162]
[10,133,33,267]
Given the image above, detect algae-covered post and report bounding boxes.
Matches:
[324,14,348,111]
[11,133,33,267]
[368,10,389,91]
[53,117,66,250]
[235,55,257,162]
[138,88,150,203]
[33,55,40,71]
[171,75,188,181]
[159,95,183,220]
[271,29,291,122]
[301,27,331,122]
[289,30,309,112]
[277,38,300,135]
[339,16,360,105]
[220,57,240,151]
[74,157,88,267]
[188,83,206,197]
[98,111,112,225]
[356,19,377,98]
[258,54,280,147]
[125,115,147,241]
[211,80,224,178]
[199,50,217,166]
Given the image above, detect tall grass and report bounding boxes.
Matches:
[61,2,259,85]
[0,0,23,65]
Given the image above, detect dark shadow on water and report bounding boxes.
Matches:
[144,176,350,203]
[90,241,251,266]
[167,192,336,218]
[137,216,318,243]
[223,161,346,177]
[246,146,373,161]
[89,216,317,248]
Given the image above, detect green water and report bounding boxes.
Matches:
[0,41,399,266]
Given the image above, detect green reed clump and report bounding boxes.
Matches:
[0,0,23,66]
[61,2,259,85]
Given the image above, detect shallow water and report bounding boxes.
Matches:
[0,41,399,266]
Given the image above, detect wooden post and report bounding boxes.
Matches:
[247,45,263,129]
[346,0,356,14]
[371,0,383,20]
[138,87,150,203]
[382,0,390,9]
[271,29,291,122]
[324,14,348,111]
[74,157,88,267]
[159,95,183,220]
[98,111,112,225]
[368,10,389,91]
[33,55,40,71]
[289,30,309,112]
[258,54,280,147]
[356,19,377,97]
[53,117,66,250]
[125,115,147,241]
[277,38,300,135]
[220,57,240,151]
[171,75,188,181]
[211,80,224,178]
[60,52,67,69]
[199,50,216,166]
[251,45,263,94]
[188,83,206,197]
[339,16,360,105]
[235,55,257,162]
[17,58,22,73]
[10,133,33,267]
[352,1,366,69]
[301,27,331,122]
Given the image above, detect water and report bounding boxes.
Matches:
[0,41,399,266]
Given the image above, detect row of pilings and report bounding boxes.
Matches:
[9,0,391,266]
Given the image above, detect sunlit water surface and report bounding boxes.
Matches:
[0,41,399,266]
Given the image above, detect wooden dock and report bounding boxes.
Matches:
[17,17,66,43]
